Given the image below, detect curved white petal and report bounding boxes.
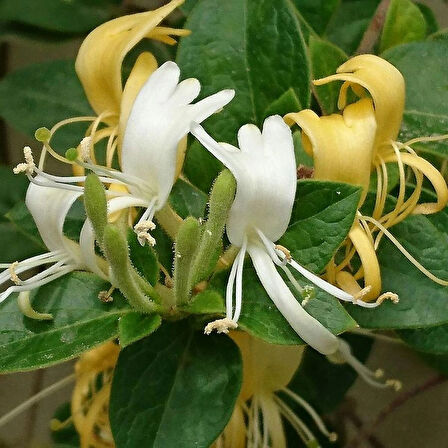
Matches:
[25,176,83,261]
[122,61,235,208]
[248,243,339,355]
[193,115,296,246]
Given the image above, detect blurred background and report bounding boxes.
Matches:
[1,1,448,447]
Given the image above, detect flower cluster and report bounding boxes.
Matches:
[1,0,447,446]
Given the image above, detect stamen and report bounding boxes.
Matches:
[335,339,402,390]
[281,387,338,442]
[204,318,237,335]
[98,286,115,303]
[275,244,291,261]
[13,146,36,175]
[360,215,448,286]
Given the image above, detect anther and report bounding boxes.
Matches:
[354,285,372,301]
[9,262,21,285]
[98,286,115,303]
[204,318,238,335]
[275,244,292,261]
[375,368,384,378]
[329,432,338,442]
[80,136,92,162]
[386,379,402,392]
[134,220,157,247]
[377,292,399,304]
[13,147,35,175]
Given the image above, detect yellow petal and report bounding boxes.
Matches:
[230,331,304,401]
[343,222,382,301]
[314,54,405,156]
[75,0,185,118]
[285,98,377,205]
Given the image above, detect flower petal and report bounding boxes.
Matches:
[313,54,405,155]
[25,177,83,260]
[75,0,184,117]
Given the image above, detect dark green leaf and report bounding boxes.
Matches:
[281,180,362,273]
[118,313,161,348]
[177,0,310,191]
[0,272,131,372]
[290,0,340,36]
[169,178,208,218]
[0,0,120,34]
[0,166,29,219]
[263,88,302,118]
[110,321,242,448]
[399,324,448,354]
[326,0,380,55]
[309,36,348,114]
[384,41,448,157]
[416,2,439,35]
[0,222,43,263]
[380,0,427,52]
[0,60,92,152]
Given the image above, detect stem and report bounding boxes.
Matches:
[356,0,391,54]
[347,374,446,448]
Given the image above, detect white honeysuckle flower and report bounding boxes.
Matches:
[192,116,401,390]
[0,177,106,304]
[79,60,235,245]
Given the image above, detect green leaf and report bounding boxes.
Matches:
[289,335,372,413]
[416,2,439,35]
[0,0,120,34]
[290,0,340,36]
[0,272,131,373]
[348,210,448,330]
[183,290,225,315]
[207,180,360,345]
[118,313,161,348]
[380,0,427,52]
[326,0,380,54]
[0,222,43,263]
[168,178,208,219]
[309,36,348,114]
[0,166,29,219]
[128,230,159,286]
[384,41,448,157]
[429,27,448,42]
[0,60,92,152]
[263,88,302,118]
[109,321,242,448]
[177,0,310,191]
[399,324,448,354]
[281,180,362,273]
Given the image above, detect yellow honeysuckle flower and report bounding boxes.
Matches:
[214,332,338,448]
[285,54,448,303]
[314,54,448,220]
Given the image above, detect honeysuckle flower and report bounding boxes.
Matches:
[214,332,337,448]
[0,177,106,308]
[192,116,400,389]
[314,54,448,220]
[35,0,188,172]
[285,54,448,301]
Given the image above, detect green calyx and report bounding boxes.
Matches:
[190,169,236,286]
[103,224,161,314]
[84,173,108,248]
